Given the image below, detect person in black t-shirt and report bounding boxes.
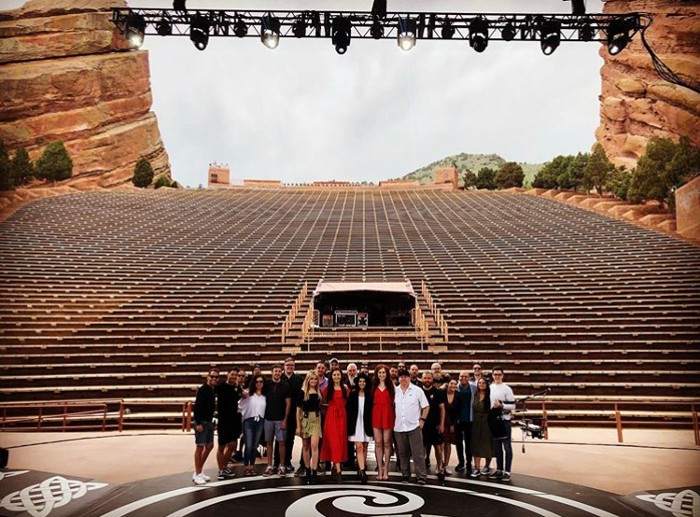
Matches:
[193,368,218,485]
[215,367,242,480]
[262,364,292,477]
[296,370,323,484]
[421,371,447,479]
[277,357,303,474]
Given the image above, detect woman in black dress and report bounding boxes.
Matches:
[346,373,373,484]
[470,377,493,477]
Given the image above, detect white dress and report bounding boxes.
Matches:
[349,395,373,442]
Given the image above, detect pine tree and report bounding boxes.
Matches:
[35,141,73,182]
[0,141,11,191]
[132,157,154,188]
[582,145,613,195]
[495,162,525,189]
[11,147,34,186]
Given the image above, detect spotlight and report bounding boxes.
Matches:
[441,17,455,40]
[292,16,306,38]
[190,12,210,51]
[371,0,387,19]
[501,21,516,42]
[261,14,281,49]
[156,17,172,36]
[126,13,146,48]
[370,19,384,39]
[173,0,186,11]
[234,17,248,38]
[397,17,417,51]
[331,16,352,54]
[539,19,561,55]
[579,20,595,41]
[607,17,632,55]
[469,16,488,53]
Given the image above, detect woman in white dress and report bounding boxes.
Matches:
[346,372,373,484]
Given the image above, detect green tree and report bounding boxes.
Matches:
[11,147,34,186]
[132,156,154,188]
[0,141,11,191]
[495,162,525,189]
[605,166,631,201]
[475,167,496,189]
[35,141,73,182]
[154,175,172,189]
[533,155,571,189]
[582,145,614,195]
[559,153,587,191]
[627,136,700,208]
[462,169,477,189]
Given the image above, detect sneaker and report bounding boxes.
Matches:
[295,465,306,477]
[193,473,206,485]
[262,466,274,477]
[417,478,426,485]
[480,467,490,475]
[217,470,225,480]
[469,470,481,478]
[455,464,466,472]
[488,470,503,480]
[285,465,295,474]
[501,472,511,482]
[222,467,234,478]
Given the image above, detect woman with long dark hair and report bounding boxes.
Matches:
[296,370,322,484]
[238,374,267,476]
[470,377,493,478]
[346,372,373,484]
[442,378,462,475]
[320,368,349,482]
[371,364,395,480]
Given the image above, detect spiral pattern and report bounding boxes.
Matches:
[285,488,425,517]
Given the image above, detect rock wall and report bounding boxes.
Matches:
[0,0,170,188]
[596,1,700,170]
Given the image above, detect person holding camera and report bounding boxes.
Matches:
[488,367,515,482]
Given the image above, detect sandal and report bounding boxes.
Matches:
[262,465,274,477]
[278,466,286,477]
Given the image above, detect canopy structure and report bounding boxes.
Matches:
[313,280,415,327]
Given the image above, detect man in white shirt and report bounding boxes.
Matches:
[488,367,515,482]
[394,369,430,484]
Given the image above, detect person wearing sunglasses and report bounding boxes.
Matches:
[239,374,267,476]
[192,369,219,485]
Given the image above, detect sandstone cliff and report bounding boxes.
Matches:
[597,1,700,170]
[0,0,170,188]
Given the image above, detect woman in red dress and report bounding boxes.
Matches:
[371,364,395,480]
[320,368,349,482]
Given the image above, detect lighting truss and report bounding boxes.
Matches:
[112,8,649,48]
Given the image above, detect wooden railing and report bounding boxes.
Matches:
[281,281,308,343]
[421,280,449,341]
[301,297,315,349]
[413,304,429,350]
[118,400,192,432]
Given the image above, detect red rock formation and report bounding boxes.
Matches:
[596,1,700,170]
[0,0,170,188]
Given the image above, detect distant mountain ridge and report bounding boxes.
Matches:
[403,153,543,186]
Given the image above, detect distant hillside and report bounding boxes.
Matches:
[403,153,543,187]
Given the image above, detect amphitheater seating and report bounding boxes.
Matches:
[1,188,699,425]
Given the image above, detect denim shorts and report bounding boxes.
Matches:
[264,419,286,442]
[194,421,214,446]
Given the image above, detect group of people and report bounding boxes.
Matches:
[192,358,515,486]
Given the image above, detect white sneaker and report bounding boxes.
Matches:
[193,474,206,485]
[202,473,211,481]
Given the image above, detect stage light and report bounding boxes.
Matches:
[441,17,455,40]
[501,21,516,41]
[579,20,595,41]
[234,17,248,38]
[370,19,384,39]
[539,19,561,55]
[292,16,306,38]
[331,16,352,54]
[372,0,387,19]
[156,17,172,36]
[190,13,210,50]
[261,14,281,49]
[607,17,632,55]
[126,13,146,48]
[173,0,186,11]
[397,17,417,51]
[469,16,488,53]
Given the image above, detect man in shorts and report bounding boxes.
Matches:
[193,368,219,485]
[262,364,292,477]
[215,367,242,480]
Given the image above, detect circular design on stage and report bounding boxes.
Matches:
[0,475,107,517]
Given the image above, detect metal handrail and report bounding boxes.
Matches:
[0,401,111,431]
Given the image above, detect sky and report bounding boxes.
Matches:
[12,0,606,187]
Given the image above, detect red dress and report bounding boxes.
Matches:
[372,386,395,430]
[320,387,348,463]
